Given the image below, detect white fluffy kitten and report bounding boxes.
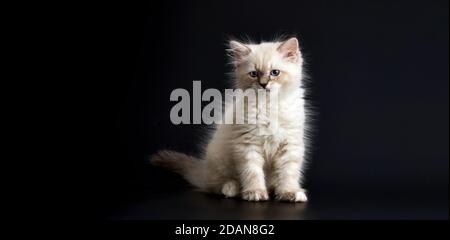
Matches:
[151,37,308,202]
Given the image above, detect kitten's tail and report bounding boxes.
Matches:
[149,150,207,189]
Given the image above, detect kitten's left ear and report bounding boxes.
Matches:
[277,37,300,62]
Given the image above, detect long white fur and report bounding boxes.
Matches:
[151,37,308,202]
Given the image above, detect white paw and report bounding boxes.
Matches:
[221,181,239,198]
[276,190,308,202]
[242,189,269,201]
[294,191,308,202]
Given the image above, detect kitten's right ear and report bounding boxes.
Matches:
[228,40,251,61]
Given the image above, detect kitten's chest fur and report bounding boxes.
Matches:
[237,91,304,160]
[258,126,289,161]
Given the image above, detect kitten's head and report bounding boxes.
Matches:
[228,37,303,92]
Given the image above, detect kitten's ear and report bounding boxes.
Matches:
[277,37,300,62]
[228,40,251,61]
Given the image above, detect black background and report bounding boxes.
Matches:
[74,0,448,220]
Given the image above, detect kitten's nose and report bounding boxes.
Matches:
[259,82,268,89]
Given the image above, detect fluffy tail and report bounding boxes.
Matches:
[150,150,206,189]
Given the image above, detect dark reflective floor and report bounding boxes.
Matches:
[110,186,448,220]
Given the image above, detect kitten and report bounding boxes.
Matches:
[151,37,308,202]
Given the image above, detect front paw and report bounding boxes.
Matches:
[275,190,308,202]
[242,189,269,201]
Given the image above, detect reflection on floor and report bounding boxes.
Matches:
[110,186,448,220]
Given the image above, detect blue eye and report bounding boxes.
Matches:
[249,71,258,78]
[270,70,280,76]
